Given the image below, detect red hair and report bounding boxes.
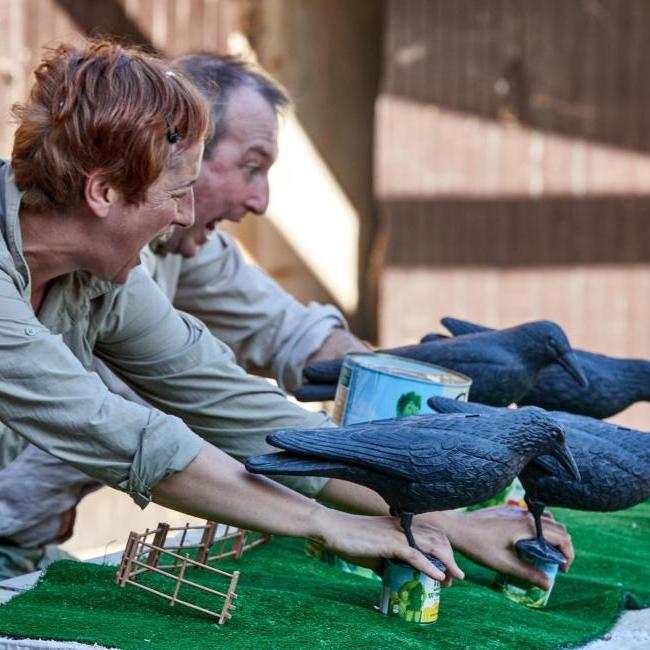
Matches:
[12,39,211,210]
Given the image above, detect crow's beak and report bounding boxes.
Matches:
[556,351,589,387]
[550,441,581,482]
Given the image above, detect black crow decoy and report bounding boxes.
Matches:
[246,410,579,558]
[296,320,587,406]
[436,317,650,418]
[427,397,650,514]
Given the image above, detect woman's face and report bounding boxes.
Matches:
[99,142,203,283]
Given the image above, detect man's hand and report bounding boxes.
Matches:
[311,507,464,587]
[426,506,574,589]
[294,329,369,401]
[296,338,451,402]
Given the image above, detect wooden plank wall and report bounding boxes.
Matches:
[0,0,237,158]
[376,0,650,428]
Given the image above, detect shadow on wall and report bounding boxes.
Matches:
[55,0,156,50]
[380,195,650,268]
[384,0,650,156]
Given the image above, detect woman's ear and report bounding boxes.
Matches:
[84,171,119,218]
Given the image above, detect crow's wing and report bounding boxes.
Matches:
[246,452,360,478]
[552,411,650,462]
[267,410,547,483]
[521,434,650,511]
[267,424,432,480]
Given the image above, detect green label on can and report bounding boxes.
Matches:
[379,560,441,624]
[494,555,559,608]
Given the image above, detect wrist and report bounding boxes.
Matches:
[305,500,330,543]
[418,510,466,548]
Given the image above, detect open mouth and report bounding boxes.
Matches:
[157,227,175,243]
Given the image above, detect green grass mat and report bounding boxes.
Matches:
[0,502,649,649]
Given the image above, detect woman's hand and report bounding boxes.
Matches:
[425,506,573,589]
[309,506,465,586]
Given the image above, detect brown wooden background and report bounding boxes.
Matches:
[0,0,238,157]
[1,0,648,430]
[376,0,650,429]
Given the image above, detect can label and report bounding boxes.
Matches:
[332,365,352,424]
[505,478,528,507]
[333,353,472,426]
[494,554,559,608]
[379,560,441,624]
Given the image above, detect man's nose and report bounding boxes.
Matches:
[176,189,196,228]
[244,180,269,215]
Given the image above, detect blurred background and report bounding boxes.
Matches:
[0,0,649,557]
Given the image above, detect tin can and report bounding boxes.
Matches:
[378,557,442,624]
[494,539,565,608]
[332,353,472,425]
[310,353,470,577]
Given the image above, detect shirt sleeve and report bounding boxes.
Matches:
[172,232,348,392]
[0,269,204,507]
[96,267,331,497]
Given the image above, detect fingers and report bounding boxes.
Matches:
[397,547,447,582]
[504,555,552,590]
[302,359,343,384]
[293,383,337,402]
[433,546,464,582]
[411,529,465,584]
[534,517,574,570]
[392,523,464,586]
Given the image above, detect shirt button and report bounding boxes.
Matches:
[24,327,36,336]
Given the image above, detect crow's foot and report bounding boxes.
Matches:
[399,511,418,548]
[524,495,547,542]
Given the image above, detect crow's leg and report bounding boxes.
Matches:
[399,512,418,548]
[524,495,547,542]
[396,510,447,575]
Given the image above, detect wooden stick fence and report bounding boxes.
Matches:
[114,520,269,624]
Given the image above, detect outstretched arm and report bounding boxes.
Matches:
[317,478,573,590]
[153,443,463,584]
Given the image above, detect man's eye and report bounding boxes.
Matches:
[244,164,261,176]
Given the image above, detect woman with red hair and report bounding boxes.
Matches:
[0,39,460,582]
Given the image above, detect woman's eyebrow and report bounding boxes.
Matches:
[170,178,197,191]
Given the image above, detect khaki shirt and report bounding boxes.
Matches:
[141,233,347,392]
[0,161,329,506]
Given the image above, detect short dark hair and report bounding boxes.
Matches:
[173,53,290,158]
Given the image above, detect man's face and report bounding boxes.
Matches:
[164,85,279,258]
[100,141,203,283]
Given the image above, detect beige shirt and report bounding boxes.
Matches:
[141,232,347,392]
[0,161,329,508]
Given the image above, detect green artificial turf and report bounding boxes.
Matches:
[0,502,649,649]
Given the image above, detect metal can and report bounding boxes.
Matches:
[310,353,470,578]
[378,556,443,624]
[494,539,565,608]
[332,353,472,425]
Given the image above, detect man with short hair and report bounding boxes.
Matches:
[0,54,573,589]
